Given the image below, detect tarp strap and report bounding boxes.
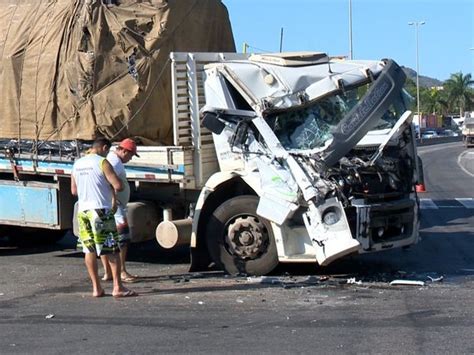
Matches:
[7,148,20,182]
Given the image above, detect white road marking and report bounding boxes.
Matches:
[457,151,474,178]
[455,198,474,209]
[420,199,438,209]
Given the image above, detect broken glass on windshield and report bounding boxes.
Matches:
[266,88,361,151]
[265,82,410,151]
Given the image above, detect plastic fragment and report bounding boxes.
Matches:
[346,277,362,285]
[246,276,282,284]
[427,276,444,282]
[389,280,425,286]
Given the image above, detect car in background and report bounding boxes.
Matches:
[421,130,438,139]
[440,129,459,137]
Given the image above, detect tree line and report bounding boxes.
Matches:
[404,72,474,118]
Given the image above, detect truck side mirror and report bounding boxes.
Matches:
[202,112,225,134]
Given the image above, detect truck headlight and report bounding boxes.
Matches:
[322,207,341,225]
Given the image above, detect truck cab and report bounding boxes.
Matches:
[190,52,421,275]
[462,116,474,147]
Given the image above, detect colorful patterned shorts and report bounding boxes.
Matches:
[77,209,119,255]
[114,203,131,247]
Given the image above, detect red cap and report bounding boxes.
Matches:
[119,138,140,157]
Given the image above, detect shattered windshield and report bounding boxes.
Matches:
[266,85,410,151]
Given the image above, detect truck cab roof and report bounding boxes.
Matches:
[249,52,329,67]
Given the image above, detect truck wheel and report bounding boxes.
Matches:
[206,195,278,276]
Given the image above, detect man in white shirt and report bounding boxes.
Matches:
[101,138,139,283]
[71,137,136,298]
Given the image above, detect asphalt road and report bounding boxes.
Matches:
[0,141,473,354]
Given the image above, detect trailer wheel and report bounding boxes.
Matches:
[206,195,278,276]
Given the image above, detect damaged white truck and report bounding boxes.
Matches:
[0,52,421,276]
[0,1,420,275]
[188,52,421,275]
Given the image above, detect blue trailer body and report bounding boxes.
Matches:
[0,147,190,233]
[0,181,58,227]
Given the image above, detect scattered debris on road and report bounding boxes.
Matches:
[346,277,363,285]
[389,280,425,286]
[427,276,444,282]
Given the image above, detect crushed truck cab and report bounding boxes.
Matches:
[192,52,420,274]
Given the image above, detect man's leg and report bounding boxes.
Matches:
[100,255,112,281]
[107,253,123,293]
[84,252,104,297]
[114,204,136,281]
[78,210,104,297]
[120,245,129,276]
[98,209,136,297]
[106,253,136,297]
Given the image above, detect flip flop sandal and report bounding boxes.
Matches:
[113,289,137,298]
[121,275,138,283]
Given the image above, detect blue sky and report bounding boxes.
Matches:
[222,0,473,81]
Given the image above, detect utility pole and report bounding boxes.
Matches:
[349,0,353,59]
[279,27,284,53]
[408,21,425,122]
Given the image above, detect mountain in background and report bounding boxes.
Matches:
[401,66,444,88]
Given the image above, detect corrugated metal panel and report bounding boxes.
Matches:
[170,52,250,188]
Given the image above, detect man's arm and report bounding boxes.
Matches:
[102,159,123,192]
[71,175,78,196]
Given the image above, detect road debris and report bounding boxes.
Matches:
[45,314,55,319]
[427,276,444,282]
[346,277,363,285]
[389,280,425,286]
[246,276,282,285]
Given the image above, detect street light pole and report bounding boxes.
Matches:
[408,21,425,121]
[349,0,353,59]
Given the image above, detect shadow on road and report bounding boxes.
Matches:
[2,207,473,285]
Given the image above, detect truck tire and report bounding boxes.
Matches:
[206,195,278,276]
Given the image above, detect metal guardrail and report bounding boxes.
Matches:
[416,136,462,146]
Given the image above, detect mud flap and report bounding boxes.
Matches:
[303,198,360,266]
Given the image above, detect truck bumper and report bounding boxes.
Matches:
[274,197,419,263]
[350,198,419,253]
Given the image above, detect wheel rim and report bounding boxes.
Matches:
[223,215,269,260]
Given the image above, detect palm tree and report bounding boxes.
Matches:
[444,72,474,118]
[421,87,448,115]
